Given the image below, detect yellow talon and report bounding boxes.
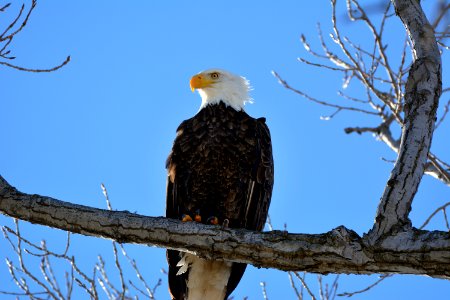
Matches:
[194,213,202,222]
[207,216,219,225]
[181,214,193,222]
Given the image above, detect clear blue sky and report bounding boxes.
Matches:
[1,1,449,299]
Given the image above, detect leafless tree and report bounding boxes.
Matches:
[0,0,449,299]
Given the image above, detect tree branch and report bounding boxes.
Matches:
[1,175,450,278]
[0,1,70,72]
[0,55,70,72]
[344,123,450,187]
[368,0,442,242]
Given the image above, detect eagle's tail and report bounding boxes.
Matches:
[178,253,232,300]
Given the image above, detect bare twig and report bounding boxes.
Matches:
[419,202,450,230]
[316,275,339,300]
[112,242,127,299]
[428,153,450,186]
[395,36,409,106]
[288,272,303,300]
[260,281,269,300]
[329,275,339,300]
[129,280,151,299]
[381,157,396,164]
[272,71,380,116]
[65,268,74,300]
[297,56,349,72]
[337,274,392,297]
[2,221,100,299]
[318,275,325,300]
[13,219,59,299]
[40,254,64,299]
[0,3,12,12]
[347,0,400,101]
[320,108,342,120]
[0,56,71,72]
[435,99,450,130]
[444,209,450,231]
[431,3,450,29]
[337,91,369,104]
[101,183,113,211]
[293,272,317,300]
[0,290,48,297]
[0,2,30,40]
[119,244,156,299]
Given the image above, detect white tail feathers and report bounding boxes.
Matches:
[177,253,232,300]
[176,254,190,275]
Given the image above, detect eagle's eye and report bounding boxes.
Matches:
[210,72,220,79]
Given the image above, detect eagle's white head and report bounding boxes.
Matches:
[190,69,252,111]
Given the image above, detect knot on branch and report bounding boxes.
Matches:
[329,226,370,264]
[404,57,442,115]
[330,226,360,243]
[329,226,361,252]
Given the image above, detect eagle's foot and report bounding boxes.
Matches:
[181,210,203,223]
[207,216,219,225]
[194,210,202,222]
[181,214,193,222]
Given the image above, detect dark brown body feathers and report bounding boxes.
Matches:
[166,102,274,300]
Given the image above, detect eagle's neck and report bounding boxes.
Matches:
[199,100,243,113]
[198,85,250,111]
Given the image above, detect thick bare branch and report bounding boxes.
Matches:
[368,0,442,241]
[1,175,450,278]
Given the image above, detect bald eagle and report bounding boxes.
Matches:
[166,69,274,300]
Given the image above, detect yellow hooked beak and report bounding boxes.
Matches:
[190,74,214,92]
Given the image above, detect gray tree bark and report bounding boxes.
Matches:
[0,0,447,280]
[368,0,442,241]
[1,172,449,278]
